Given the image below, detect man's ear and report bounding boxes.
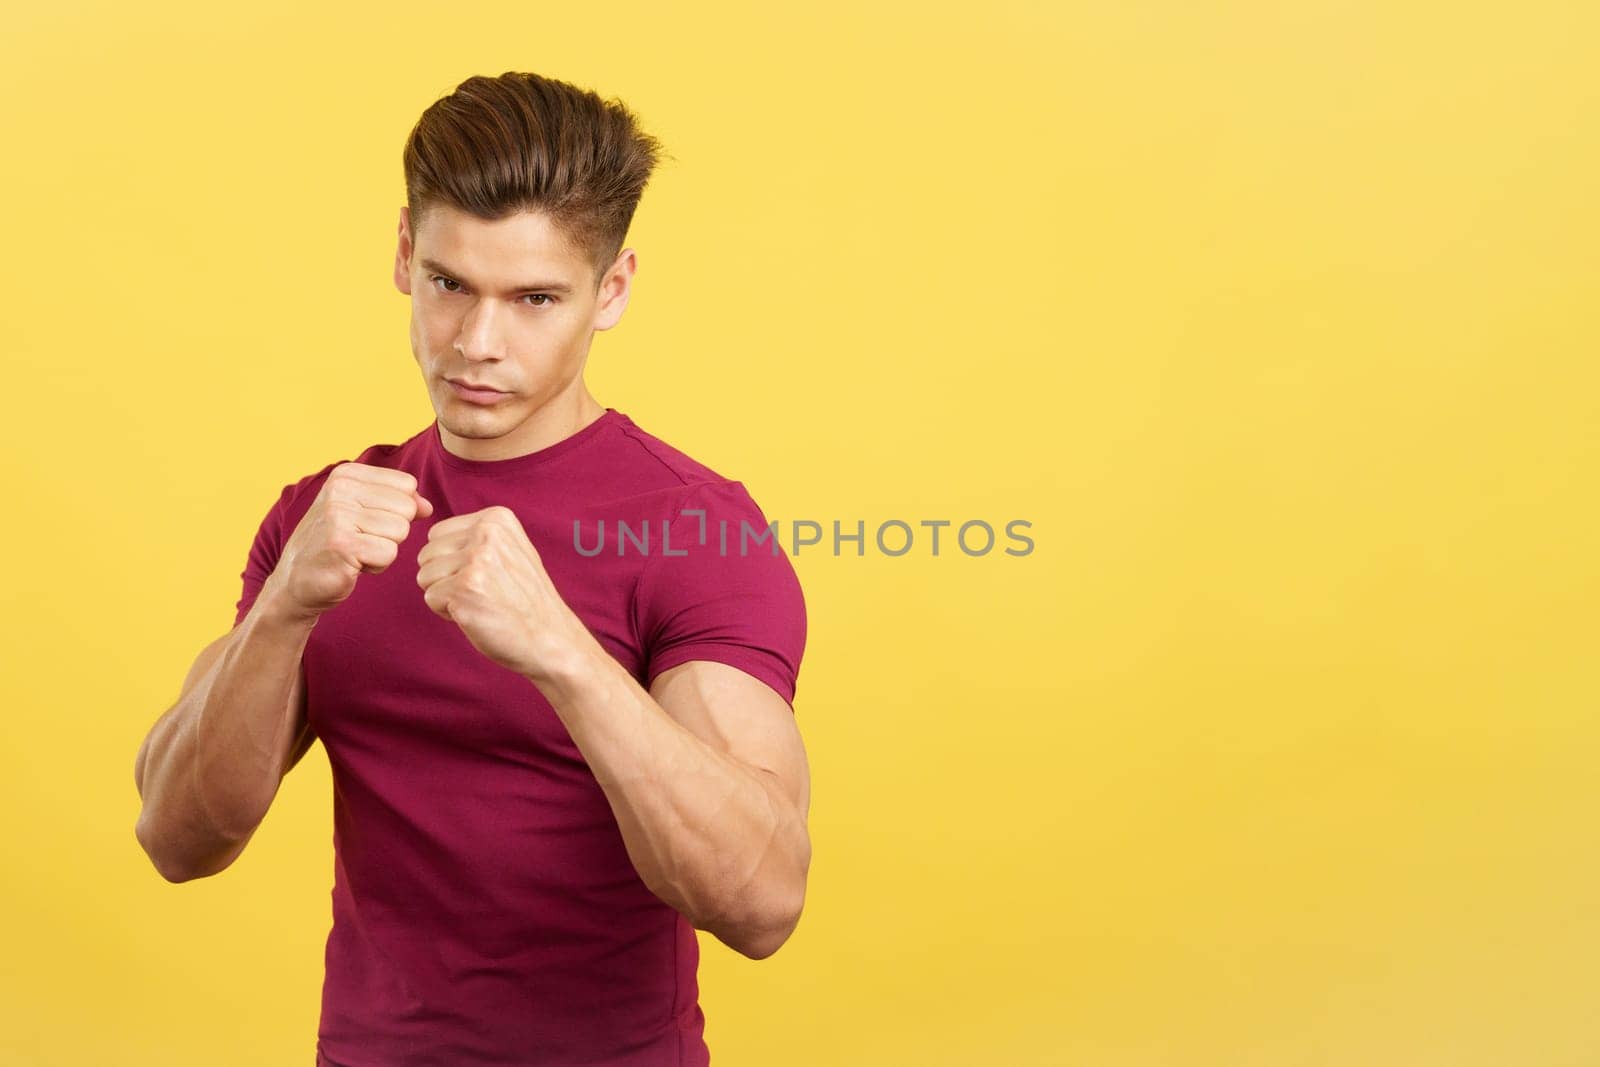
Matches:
[394,205,413,296]
[592,248,636,332]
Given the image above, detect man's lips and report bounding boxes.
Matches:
[447,378,512,405]
[447,378,506,392]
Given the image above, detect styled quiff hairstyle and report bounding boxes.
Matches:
[402,71,668,291]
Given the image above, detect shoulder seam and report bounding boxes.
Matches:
[615,422,730,489]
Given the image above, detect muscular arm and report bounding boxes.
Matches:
[533,643,812,961]
[133,572,319,883]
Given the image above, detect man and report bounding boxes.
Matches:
[132,71,811,1067]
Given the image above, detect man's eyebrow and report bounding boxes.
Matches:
[417,257,575,295]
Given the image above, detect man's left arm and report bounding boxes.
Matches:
[535,644,811,961]
[416,501,811,960]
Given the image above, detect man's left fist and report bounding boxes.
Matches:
[417,505,585,681]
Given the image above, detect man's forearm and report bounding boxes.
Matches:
[529,631,808,960]
[134,576,316,880]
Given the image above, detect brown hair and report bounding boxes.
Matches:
[402,71,669,291]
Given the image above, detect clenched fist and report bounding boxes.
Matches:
[416,505,590,684]
[267,463,434,622]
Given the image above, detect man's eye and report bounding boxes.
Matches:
[428,276,551,307]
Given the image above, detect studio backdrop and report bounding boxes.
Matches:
[3,2,1599,1064]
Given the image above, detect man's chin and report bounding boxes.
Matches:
[441,418,497,439]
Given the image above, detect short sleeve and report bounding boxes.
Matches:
[232,480,298,627]
[634,480,808,707]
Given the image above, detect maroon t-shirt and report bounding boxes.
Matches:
[232,407,806,1066]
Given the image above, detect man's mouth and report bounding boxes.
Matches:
[447,378,510,404]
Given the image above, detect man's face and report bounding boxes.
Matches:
[393,202,632,456]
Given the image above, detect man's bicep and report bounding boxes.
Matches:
[635,481,809,705]
[649,659,810,817]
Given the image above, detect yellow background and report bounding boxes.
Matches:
[3,2,1597,1064]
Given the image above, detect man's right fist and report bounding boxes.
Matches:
[265,463,434,621]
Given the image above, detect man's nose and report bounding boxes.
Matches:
[454,299,507,361]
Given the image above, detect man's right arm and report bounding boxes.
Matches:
[132,572,319,883]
